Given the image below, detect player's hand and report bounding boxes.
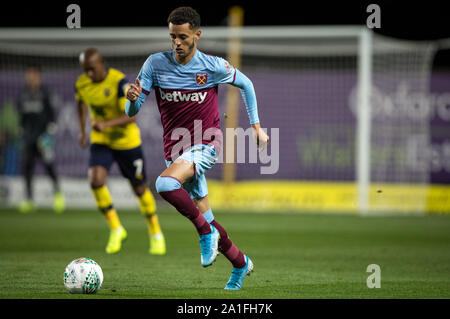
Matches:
[127,78,142,102]
[92,119,107,132]
[79,132,88,148]
[252,123,269,152]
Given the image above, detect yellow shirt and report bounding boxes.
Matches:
[75,68,141,150]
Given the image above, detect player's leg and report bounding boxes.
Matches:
[131,182,166,255]
[88,144,126,254]
[19,142,37,213]
[38,140,65,213]
[157,159,212,236]
[194,195,253,290]
[114,145,166,255]
[155,145,219,267]
[194,196,246,267]
[42,164,65,213]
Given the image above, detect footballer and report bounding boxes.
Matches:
[75,48,166,255]
[125,7,269,290]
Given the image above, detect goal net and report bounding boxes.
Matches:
[0,26,447,214]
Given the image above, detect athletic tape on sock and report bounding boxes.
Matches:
[202,208,214,223]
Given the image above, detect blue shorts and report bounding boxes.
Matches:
[89,143,147,185]
[165,144,217,199]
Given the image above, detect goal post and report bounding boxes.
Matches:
[357,28,373,215]
[223,6,244,188]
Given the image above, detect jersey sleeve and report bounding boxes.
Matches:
[137,55,154,95]
[211,57,236,85]
[118,78,129,98]
[17,92,25,126]
[74,83,83,102]
[118,77,129,112]
[125,57,153,117]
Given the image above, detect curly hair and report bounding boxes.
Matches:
[167,6,201,29]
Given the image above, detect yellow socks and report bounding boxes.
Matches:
[146,214,162,237]
[138,189,162,236]
[138,188,156,214]
[92,185,161,238]
[92,185,121,231]
[104,209,122,231]
[139,188,166,254]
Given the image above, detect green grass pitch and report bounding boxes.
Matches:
[0,207,449,299]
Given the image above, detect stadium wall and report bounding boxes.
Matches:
[207,180,450,214]
[1,70,450,214]
[1,177,449,214]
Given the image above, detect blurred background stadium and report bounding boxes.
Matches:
[0,1,449,215]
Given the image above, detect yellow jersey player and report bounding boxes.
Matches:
[75,48,166,255]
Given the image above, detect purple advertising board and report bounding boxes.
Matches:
[1,67,449,185]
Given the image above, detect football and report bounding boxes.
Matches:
[63,257,103,294]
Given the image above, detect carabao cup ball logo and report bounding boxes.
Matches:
[196,73,208,86]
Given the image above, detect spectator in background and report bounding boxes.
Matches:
[17,65,65,213]
[0,99,21,175]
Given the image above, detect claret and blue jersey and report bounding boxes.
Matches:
[139,49,236,94]
[126,49,259,161]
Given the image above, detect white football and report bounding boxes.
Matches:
[63,257,103,294]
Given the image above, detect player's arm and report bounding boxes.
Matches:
[92,115,137,132]
[214,57,269,150]
[125,78,146,117]
[231,69,269,151]
[17,95,25,130]
[76,99,89,148]
[93,79,136,132]
[75,83,89,148]
[43,88,58,135]
[125,56,153,117]
[16,96,27,138]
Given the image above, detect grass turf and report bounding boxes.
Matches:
[0,208,449,299]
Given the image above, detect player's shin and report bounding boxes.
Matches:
[211,220,246,268]
[92,185,121,230]
[138,188,162,236]
[156,176,211,235]
[138,188,166,255]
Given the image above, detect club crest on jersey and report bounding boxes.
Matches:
[104,88,110,97]
[224,61,232,74]
[196,73,208,86]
